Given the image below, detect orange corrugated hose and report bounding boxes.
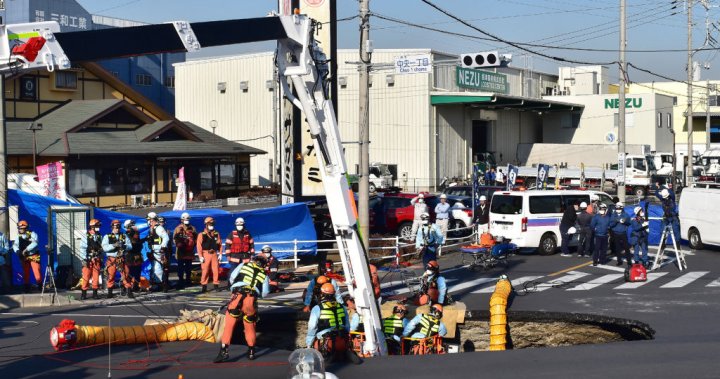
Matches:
[488,277,512,351]
[75,322,216,346]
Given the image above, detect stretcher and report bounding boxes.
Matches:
[461,243,518,270]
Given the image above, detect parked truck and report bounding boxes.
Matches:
[347,162,394,192]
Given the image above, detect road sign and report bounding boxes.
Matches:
[394,54,431,74]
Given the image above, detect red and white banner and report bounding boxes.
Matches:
[36,161,66,201]
[173,167,187,210]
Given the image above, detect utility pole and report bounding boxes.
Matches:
[618,0,627,202]
[0,78,8,236]
[687,0,694,186]
[707,80,712,151]
[358,0,371,247]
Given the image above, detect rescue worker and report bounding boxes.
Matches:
[145,212,170,292]
[409,193,428,239]
[101,220,133,299]
[224,217,255,274]
[79,219,102,299]
[576,202,593,258]
[586,194,600,254]
[303,274,342,312]
[197,216,223,292]
[383,303,409,355]
[0,230,10,294]
[402,304,447,352]
[590,203,611,266]
[630,206,650,267]
[415,212,444,268]
[418,260,448,306]
[214,254,270,362]
[473,195,490,234]
[260,245,282,293]
[434,194,451,240]
[345,296,362,332]
[13,220,41,293]
[156,216,172,289]
[123,220,144,287]
[609,202,632,267]
[173,212,198,289]
[306,283,350,349]
[559,200,580,257]
[655,184,681,245]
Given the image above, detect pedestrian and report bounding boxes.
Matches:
[101,220,133,299]
[609,202,632,267]
[196,216,223,293]
[560,200,580,257]
[434,194,451,240]
[0,230,10,294]
[415,212,444,268]
[173,212,198,289]
[484,168,496,185]
[214,254,270,362]
[576,202,593,258]
[473,195,490,234]
[590,203,611,266]
[79,219,102,300]
[145,212,170,292]
[630,206,650,267]
[123,220,144,288]
[224,217,255,275]
[409,193,428,239]
[655,183,681,244]
[13,220,41,293]
[495,169,505,186]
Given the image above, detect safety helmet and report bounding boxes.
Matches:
[392,303,408,315]
[430,304,443,318]
[320,283,336,295]
[123,219,134,229]
[615,202,624,209]
[180,212,190,220]
[418,193,425,199]
[420,212,430,220]
[316,275,329,285]
[252,254,267,267]
[89,219,101,227]
[235,217,245,226]
[426,260,439,271]
[599,203,608,210]
[111,219,121,227]
[479,195,487,201]
[369,264,378,275]
[660,188,670,199]
[590,194,599,201]
[204,216,215,225]
[17,220,29,228]
[440,194,447,199]
[634,206,643,215]
[579,201,588,209]
[146,211,158,220]
[261,245,272,253]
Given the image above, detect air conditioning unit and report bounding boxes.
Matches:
[131,195,144,207]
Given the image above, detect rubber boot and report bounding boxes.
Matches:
[80,290,87,300]
[127,288,134,299]
[121,287,127,296]
[214,284,220,292]
[248,346,256,360]
[214,346,229,363]
[92,289,99,299]
[201,285,207,293]
[107,288,114,299]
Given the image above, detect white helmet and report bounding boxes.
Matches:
[579,201,588,209]
[615,202,624,209]
[123,219,134,228]
[440,194,447,199]
[420,212,430,220]
[146,211,158,220]
[235,217,245,226]
[634,206,643,215]
[479,195,487,201]
[180,212,190,220]
[660,188,670,199]
[261,245,272,253]
[590,194,599,201]
[418,193,425,199]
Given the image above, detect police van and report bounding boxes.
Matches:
[488,190,614,255]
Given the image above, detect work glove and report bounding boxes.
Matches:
[199,256,205,264]
[303,305,311,313]
[619,219,625,224]
[642,221,649,228]
[114,242,123,249]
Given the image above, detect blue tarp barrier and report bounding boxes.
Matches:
[8,189,316,285]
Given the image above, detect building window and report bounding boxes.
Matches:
[667,113,672,129]
[165,76,175,88]
[560,112,581,128]
[135,74,152,86]
[68,169,97,196]
[126,166,151,194]
[217,164,236,185]
[111,71,119,78]
[97,168,126,195]
[200,166,213,190]
[657,112,663,128]
[239,163,250,185]
[710,95,720,107]
[55,71,77,90]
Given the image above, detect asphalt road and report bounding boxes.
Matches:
[2,245,720,378]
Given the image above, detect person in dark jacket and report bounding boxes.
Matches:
[559,201,580,257]
[473,195,490,234]
[629,206,650,267]
[655,184,680,246]
[576,202,593,258]
[590,203,611,266]
[609,202,632,267]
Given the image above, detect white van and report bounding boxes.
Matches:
[680,186,720,249]
[489,190,614,255]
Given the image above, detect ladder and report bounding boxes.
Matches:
[651,223,687,271]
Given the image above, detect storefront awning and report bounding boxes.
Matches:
[430,92,584,111]
[692,112,720,118]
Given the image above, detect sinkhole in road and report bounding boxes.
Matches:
[247,310,655,352]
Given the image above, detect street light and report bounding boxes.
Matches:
[27,122,43,171]
[210,119,218,135]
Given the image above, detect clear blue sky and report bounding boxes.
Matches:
[76,0,720,84]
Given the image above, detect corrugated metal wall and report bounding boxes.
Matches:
[436,105,469,181]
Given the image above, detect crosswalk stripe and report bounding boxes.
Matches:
[567,274,624,291]
[706,277,720,287]
[660,271,709,288]
[534,271,590,292]
[471,276,544,293]
[448,277,497,293]
[614,272,668,289]
[594,264,627,273]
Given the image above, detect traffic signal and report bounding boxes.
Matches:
[461,51,511,68]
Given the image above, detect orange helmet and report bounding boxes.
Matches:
[204,216,214,225]
[369,264,378,275]
[17,220,29,228]
[316,275,329,285]
[392,303,408,315]
[426,260,439,272]
[320,283,336,295]
[89,219,101,227]
[110,219,121,226]
[430,304,443,318]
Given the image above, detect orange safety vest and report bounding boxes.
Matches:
[228,230,252,254]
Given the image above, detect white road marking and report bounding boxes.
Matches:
[533,271,590,292]
[0,312,174,319]
[471,276,544,293]
[567,274,624,291]
[660,271,709,288]
[448,277,497,293]
[614,272,668,289]
[706,277,720,287]
[594,264,627,273]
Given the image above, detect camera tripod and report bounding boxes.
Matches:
[39,262,58,306]
[651,223,687,271]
